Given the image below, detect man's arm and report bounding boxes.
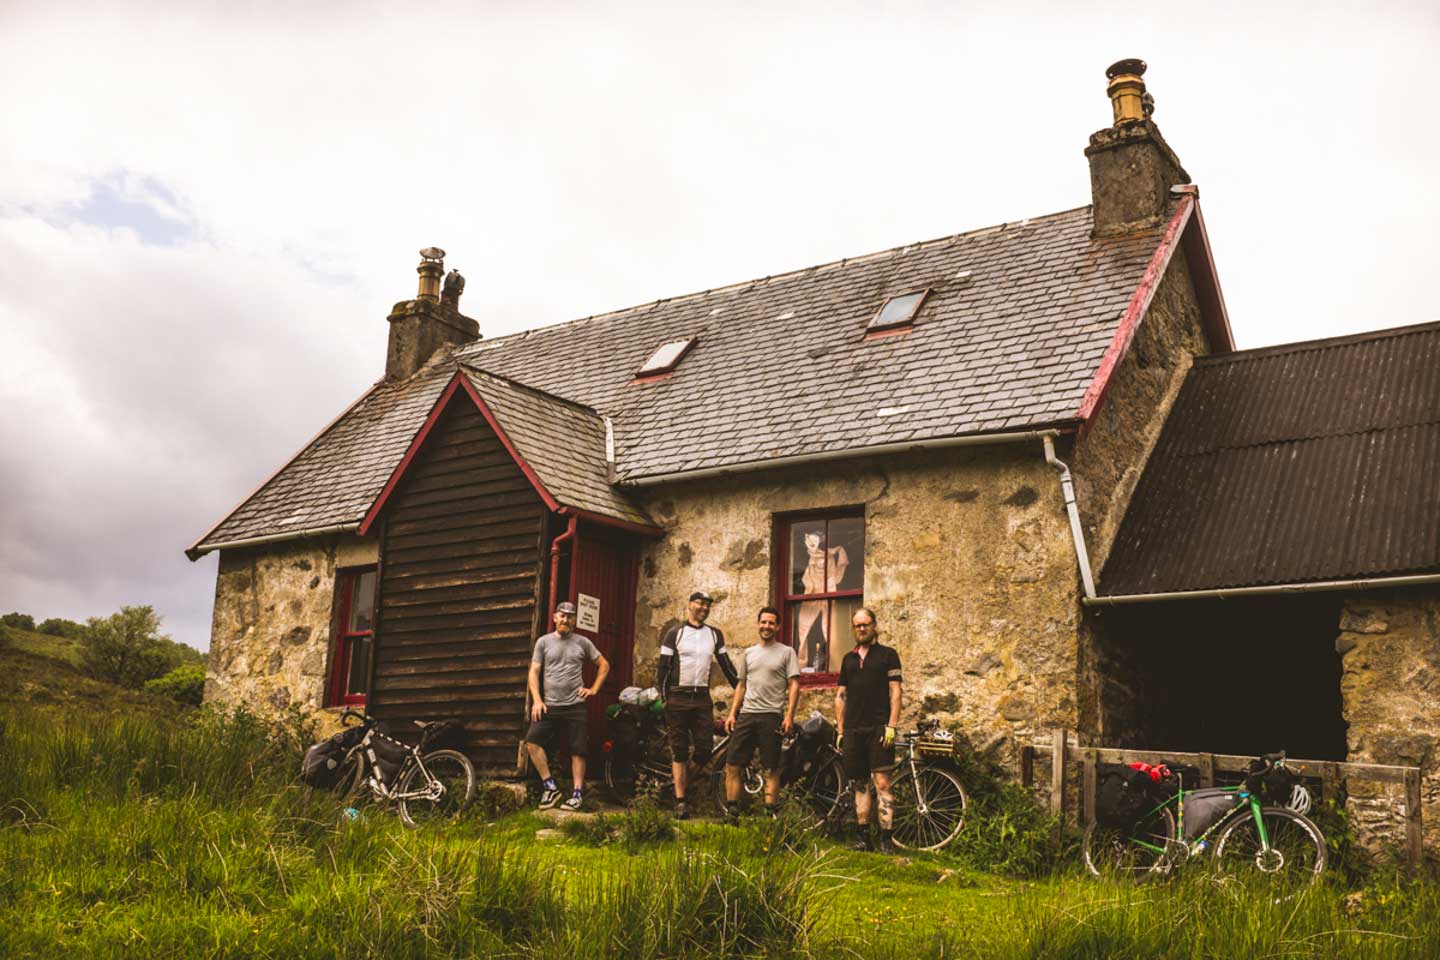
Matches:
[713,627,740,687]
[725,681,746,733]
[582,652,610,699]
[527,660,546,722]
[834,685,846,744]
[783,677,800,734]
[887,680,902,729]
[655,625,676,692]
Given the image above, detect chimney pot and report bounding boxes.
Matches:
[385,247,479,380]
[416,247,445,302]
[1085,59,1189,237]
[1105,59,1148,125]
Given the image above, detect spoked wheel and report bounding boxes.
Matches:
[792,757,846,829]
[396,749,475,828]
[603,753,675,804]
[890,766,968,851]
[709,763,765,810]
[1212,806,1326,896]
[1083,805,1177,879]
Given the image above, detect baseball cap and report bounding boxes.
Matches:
[555,601,577,615]
[688,591,714,603]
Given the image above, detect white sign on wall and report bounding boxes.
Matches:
[576,593,601,632]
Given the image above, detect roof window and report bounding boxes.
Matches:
[637,336,696,377]
[868,290,929,332]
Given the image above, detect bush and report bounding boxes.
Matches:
[143,664,206,705]
[79,606,183,688]
[0,612,35,631]
[36,617,84,639]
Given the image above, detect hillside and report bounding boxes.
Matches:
[0,626,187,720]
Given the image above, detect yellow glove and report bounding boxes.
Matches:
[836,731,844,750]
[882,725,897,747]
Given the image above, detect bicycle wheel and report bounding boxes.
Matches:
[604,752,674,803]
[396,749,475,828]
[793,757,846,828]
[1082,805,1176,879]
[1212,805,1326,892]
[890,766,968,850]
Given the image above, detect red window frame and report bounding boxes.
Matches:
[327,566,376,707]
[773,508,865,688]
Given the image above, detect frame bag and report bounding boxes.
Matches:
[1095,765,1153,828]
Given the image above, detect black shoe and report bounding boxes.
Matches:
[848,827,875,852]
[877,829,897,854]
[674,800,689,821]
[764,804,779,820]
[724,803,740,825]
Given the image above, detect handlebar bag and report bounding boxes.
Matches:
[1095,765,1153,827]
[1244,759,1299,802]
[1182,788,1242,840]
[364,730,412,786]
[301,738,347,787]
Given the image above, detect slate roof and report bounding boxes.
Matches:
[459,367,651,526]
[192,203,1178,555]
[1101,321,1440,596]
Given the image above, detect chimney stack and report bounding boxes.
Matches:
[385,247,480,380]
[1085,59,1190,237]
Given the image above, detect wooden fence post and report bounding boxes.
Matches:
[1321,762,1340,804]
[1197,753,1215,788]
[1020,745,1035,788]
[1404,768,1423,872]
[1082,749,1098,828]
[1050,728,1068,818]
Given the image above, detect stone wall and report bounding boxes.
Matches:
[1338,587,1440,861]
[631,444,1083,760]
[1070,249,1210,744]
[204,534,378,727]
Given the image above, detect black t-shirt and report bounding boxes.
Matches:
[837,643,903,728]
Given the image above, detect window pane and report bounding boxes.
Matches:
[830,596,865,670]
[792,598,832,672]
[871,291,925,328]
[346,636,371,696]
[826,516,864,591]
[791,520,826,596]
[349,571,376,632]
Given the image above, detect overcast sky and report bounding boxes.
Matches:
[2,1,1437,651]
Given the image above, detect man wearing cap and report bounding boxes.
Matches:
[526,601,610,812]
[655,590,739,819]
[723,605,800,821]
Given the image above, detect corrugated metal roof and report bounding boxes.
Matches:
[1101,321,1440,595]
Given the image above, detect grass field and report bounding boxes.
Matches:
[2,635,1437,958]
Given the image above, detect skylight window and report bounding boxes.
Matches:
[869,290,930,331]
[637,336,696,377]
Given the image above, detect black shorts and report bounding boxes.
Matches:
[665,689,714,763]
[842,725,896,781]
[726,712,783,771]
[525,703,588,755]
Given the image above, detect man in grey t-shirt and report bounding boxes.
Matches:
[525,601,610,811]
[722,606,800,819]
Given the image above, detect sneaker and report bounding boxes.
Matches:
[561,792,583,812]
[877,830,897,854]
[723,802,741,825]
[848,827,875,852]
[674,800,689,821]
[538,787,561,810]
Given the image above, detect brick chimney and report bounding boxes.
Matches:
[385,247,480,380]
[1085,60,1191,237]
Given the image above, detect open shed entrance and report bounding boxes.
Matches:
[1095,594,1347,762]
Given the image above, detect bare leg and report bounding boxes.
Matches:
[763,770,781,806]
[672,760,689,800]
[526,742,552,782]
[725,763,744,803]
[873,769,894,830]
[853,780,872,827]
[571,753,586,791]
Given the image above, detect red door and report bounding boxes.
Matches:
[568,523,640,753]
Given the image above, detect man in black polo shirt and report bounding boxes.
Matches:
[834,606,902,853]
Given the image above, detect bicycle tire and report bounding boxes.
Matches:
[1212,805,1326,892]
[603,752,674,803]
[396,749,475,828]
[890,766,968,850]
[1082,805,1176,879]
[795,756,846,829]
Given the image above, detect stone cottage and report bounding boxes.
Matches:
[186,61,1440,851]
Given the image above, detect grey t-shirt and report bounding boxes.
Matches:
[532,631,601,707]
[736,642,801,715]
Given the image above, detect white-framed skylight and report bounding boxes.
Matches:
[637,336,697,376]
[868,289,930,331]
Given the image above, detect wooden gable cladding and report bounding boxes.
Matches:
[371,398,548,771]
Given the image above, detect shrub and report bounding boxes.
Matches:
[143,664,206,705]
[79,606,188,688]
[560,811,615,846]
[615,796,675,848]
[36,617,84,639]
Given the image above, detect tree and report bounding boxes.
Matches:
[37,617,85,639]
[1,612,35,631]
[80,606,180,688]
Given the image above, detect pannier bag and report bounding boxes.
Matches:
[364,730,413,786]
[418,719,466,752]
[1181,787,1241,840]
[1095,765,1154,828]
[1245,758,1300,804]
[300,726,365,787]
[1158,761,1204,792]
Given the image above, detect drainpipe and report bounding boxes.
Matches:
[1043,435,1097,601]
[547,514,578,614]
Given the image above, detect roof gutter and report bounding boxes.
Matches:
[617,428,1070,487]
[1086,573,1440,607]
[184,523,361,561]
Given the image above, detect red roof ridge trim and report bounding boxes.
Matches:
[1075,195,1197,424]
[358,370,560,536]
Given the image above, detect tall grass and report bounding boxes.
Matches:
[3,705,1437,959]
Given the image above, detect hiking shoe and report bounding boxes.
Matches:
[538,787,561,810]
[723,803,741,825]
[561,793,583,812]
[674,800,689,820]
[764,804,780,820]
[877,830,897,854]
[848,827,875,852]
